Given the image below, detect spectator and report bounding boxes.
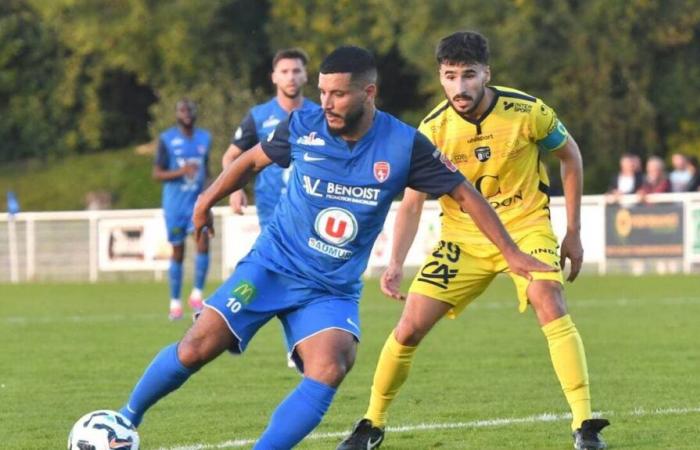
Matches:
[669,152,692,192]
[607,153,643,196]
[637,156,670,197]
[687,156,700,191]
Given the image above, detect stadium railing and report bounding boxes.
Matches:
[1,193,699,283]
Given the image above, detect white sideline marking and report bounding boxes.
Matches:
[3,296,700,325]
[1,313,162,324]
[159,405,700,450]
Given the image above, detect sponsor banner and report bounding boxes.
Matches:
[605,203,684,258]
[691,205,700,262]
[222,214,261,274]
[367,204,442,270]
[98,218,171,271]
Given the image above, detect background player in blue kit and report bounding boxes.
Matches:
[153,99,212,320]
[222,48,318,228]
[120,47,552,448]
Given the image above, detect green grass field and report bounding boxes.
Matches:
[2,275,699,449]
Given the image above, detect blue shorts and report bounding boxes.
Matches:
[204,259,361,370]
[164,209,194,244]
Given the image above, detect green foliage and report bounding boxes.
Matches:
[0,0,66,160]
[2,0,700,197]
[0,147,158,211]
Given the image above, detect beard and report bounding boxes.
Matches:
[280,86,301,99]
[326,103,365,136]
[449,85,486,116]
[177,117,195,129]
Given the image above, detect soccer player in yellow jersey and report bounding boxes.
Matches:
[338,31,610,450]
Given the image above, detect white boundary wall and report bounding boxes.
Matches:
[1,192,699,283]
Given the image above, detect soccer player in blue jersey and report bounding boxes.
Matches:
[153,99,212,320]
[120,46,551,449]
[222,48,318,228]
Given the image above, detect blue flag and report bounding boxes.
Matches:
[7,191,20,216]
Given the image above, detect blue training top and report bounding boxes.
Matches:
[231,98,319,226]
[156,126,212,214]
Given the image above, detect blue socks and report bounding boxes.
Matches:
[168,260,183,300]
[254,377,336,449]
[120,343,195,427]
[120,347,336,448]
[194,252,209,290]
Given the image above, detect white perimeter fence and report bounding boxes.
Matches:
[1,192,700,284]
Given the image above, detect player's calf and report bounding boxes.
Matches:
[177,309,235,369]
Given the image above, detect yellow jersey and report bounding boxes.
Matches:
[418,85,569,243]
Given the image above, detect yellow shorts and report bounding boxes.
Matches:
[409,228,563,317]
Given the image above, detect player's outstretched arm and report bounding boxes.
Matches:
[449,182,555,279]
[222,144,248,215]
[553,136,583,282]
[381,188,427,300]
[222,143,243,168]
[194,144,272,239]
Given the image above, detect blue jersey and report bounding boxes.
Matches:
[231,98,319,226]
[248,108,465,298]
[156,126,211,214]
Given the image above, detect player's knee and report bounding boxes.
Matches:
[304,354,354,387]
[171,246,185,263]
[177,336,208,369]
[394,321,428,346]
[177,330,224,369]
[529,280,567,323]
[196,236,209,252]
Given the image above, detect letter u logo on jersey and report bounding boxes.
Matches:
[314,207,358,246]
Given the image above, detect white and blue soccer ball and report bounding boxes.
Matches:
[67,410,140,450]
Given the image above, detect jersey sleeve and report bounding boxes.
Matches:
[260,118,292,168]
[154,138,169,169]
[231,112,259,150]
[406,132,465,196]
[533,100,569,152]
[417,118,436,143]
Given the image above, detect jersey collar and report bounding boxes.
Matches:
[452,86,499,135]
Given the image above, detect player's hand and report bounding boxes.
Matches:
[182,162,199,177]
[229,190,247,215]
[193,201,215,241]
[560,230,583,282]
[504,247,557,281]
[380,263,405,300]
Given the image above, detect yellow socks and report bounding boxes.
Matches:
[364,331,418,427]
[542,314,591,430]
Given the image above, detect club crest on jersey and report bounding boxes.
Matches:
[475,146,492,162]
[197,145,206,155]
[374,161,390,183]
[314,207,358,246]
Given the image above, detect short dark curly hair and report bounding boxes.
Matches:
[272,48,309,69]
[320,46,377,86]
[436,31,489,66]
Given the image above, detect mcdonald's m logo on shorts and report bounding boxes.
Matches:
[230,280,257,305]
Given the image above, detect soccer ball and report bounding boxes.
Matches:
[67,410,140,450]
